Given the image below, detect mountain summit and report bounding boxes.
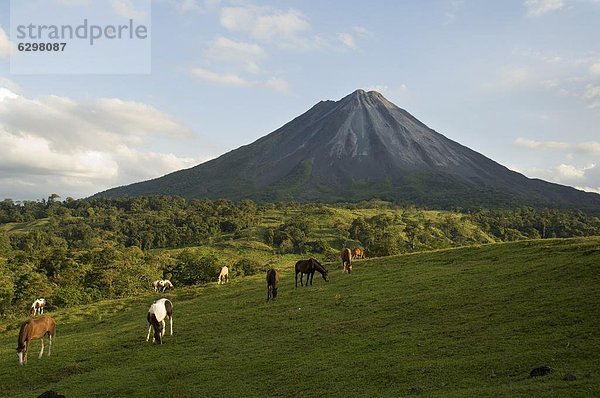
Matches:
[96,90,600,210]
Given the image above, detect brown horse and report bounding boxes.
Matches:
[266,268,280,301]
[353,247,365,259]
[341,248,352,273]
[16,316,56,365]
[295,258,329,287]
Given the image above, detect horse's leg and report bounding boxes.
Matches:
[169,316,173,336]
[161,320,166,338]
[146,324,152,342]
[295,272,298,288]
[38,337,44,359]
[48,333,52,356]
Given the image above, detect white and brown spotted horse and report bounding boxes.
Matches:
[146,298,173,344]
[30,298,46,316]
[153,279,174,293]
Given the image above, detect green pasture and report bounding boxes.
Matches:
[1,238,598,397]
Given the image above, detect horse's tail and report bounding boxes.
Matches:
[165,299,173,318]
[50,318,57,338]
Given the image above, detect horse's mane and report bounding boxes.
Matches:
[17,320,30,350]
[311,258,327,273]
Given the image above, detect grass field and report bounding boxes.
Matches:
[1,238,599,397]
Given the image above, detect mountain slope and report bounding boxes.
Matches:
[96,90,600,210]
[1,238,599,397]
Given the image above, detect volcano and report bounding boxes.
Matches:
[96,89,600,210]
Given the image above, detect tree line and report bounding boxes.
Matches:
[0,195,599,318]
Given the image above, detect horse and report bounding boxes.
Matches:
[153,279,174,293]
[341,248,352,273]
[16,316,56,365]
[295,258,329,287]
[218,266,229,284]
[266,268,280,301]
[30,298,47,316]
[146,298,173,344]
[353,247,365,259]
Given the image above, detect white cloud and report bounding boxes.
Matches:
[444,0,464,24]
[590,62,600,78]
[352,26,372,38]
[575,141,600,155]
[0,78,21,94]
[584,84,600,99]
[0,27,12,58]
[0,84,202,199]
[516,163,599,190]
[525,0,565,16]
[337,33,356,50]
[191,67,253,87]
[109,0,148,19]
[220,5,311,50]
[499,66,537,88]
[515,137,600,155]
[583,84,600,108]
[556,163,591,181]
[264,77,290,94]
[366,83,408,95]
[514,137,570,150]
[54,0,91,5]
[161,0,220,13]
[206,37,266,74]
[191,67,290,93]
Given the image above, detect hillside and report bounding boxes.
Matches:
[96,90,600,212]
[1,238,599,397]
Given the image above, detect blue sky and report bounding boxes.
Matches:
[0,0,599,200]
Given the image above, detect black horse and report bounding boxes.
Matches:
[295,258,329,287]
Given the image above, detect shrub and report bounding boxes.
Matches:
[231,258,261,277]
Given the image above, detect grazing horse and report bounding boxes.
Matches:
[16,316,56,365]
[146,298,173,344]
[30,298,47,316]
[341,248,352,273]
[153,279,174,293]
[266,268,280,301]
[218,266,229,284]
[295,258,329,287]
[353,247,365,259]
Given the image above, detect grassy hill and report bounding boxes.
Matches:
[1,238,599,397]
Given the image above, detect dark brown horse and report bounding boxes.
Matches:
[16,316,56,365]
[266,268,280,301]
[341,248,352,273]
[295,258,329,287]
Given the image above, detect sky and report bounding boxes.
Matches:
[0,0,599,201]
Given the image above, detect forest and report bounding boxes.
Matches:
[1,195,599,319]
